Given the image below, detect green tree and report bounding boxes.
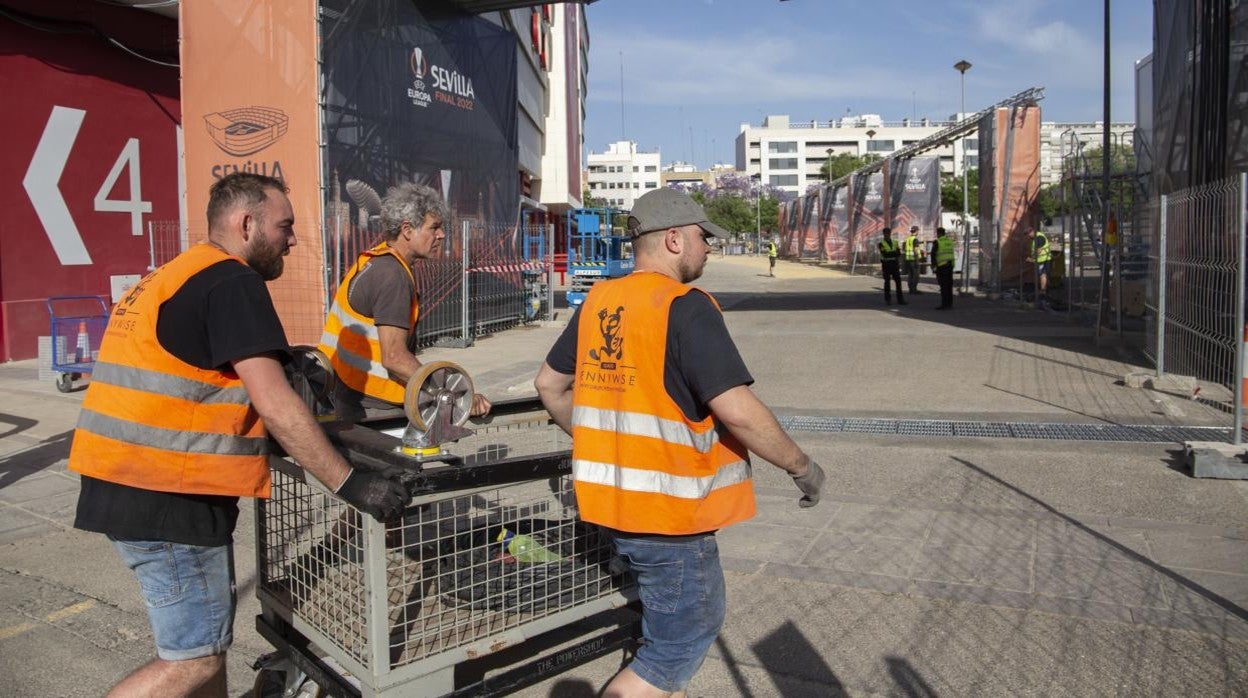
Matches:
[581,186,607,209]
[940,169,979,217]
[704,194,756,234]
[820,153,881,181]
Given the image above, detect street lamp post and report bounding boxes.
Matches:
[825,148,834,183]
[752,174,762,255]
[955,59,972,293]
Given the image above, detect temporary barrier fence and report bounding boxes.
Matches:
[327,215,553,350]
[1147,174,1247,443]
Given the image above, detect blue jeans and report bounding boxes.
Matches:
[609,531,726,692]
[110,537,236,660]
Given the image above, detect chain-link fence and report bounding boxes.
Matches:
[1146,174,1247,441]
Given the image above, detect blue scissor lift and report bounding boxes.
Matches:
[564,208,633,309]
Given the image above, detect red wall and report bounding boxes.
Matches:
[0,2,180,361]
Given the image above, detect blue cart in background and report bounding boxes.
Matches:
[47,295,109,393]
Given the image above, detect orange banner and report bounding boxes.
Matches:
[180,0,324,344]
[993,106,1041,283]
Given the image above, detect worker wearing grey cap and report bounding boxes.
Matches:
[536,187,825,697]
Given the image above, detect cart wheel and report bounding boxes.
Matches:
[56,374,73,393]
[284,345,335,413]
[402,360,474,432]
[252,668,322,698]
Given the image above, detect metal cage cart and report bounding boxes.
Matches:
[254,396,640,697]
[46,295,109,393]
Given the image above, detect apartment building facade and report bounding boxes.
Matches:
[586,140,661,209]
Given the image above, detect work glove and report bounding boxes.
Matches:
[792,460,826,508]
[334,468,408,522]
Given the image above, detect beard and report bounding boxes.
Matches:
[677,253,705,283]
[246,232,286,281]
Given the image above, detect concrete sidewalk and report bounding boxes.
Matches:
[1,255,1246,696]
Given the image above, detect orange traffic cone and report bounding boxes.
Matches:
[75,320,90,363]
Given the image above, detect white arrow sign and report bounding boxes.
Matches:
[24,106,92,266]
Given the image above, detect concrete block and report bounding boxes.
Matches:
[1122,371,1199,394]
[1185,441,1248,480]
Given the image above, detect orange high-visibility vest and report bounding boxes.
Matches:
[318,243,419,404]
[571,272,755,534]
[68,244,271,497]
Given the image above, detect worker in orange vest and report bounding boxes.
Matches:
[319,183,490,422]
[69,173,408,696]
[535,188,825,697]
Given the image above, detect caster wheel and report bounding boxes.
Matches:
[402,361,474,431]
[55,374,73,393]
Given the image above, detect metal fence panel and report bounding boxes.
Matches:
[1153,174,1246,439]
[327,214,545,350]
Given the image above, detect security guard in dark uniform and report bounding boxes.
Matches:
[903,225,923,294]
[930,226,955,309]
[877,227,906,305]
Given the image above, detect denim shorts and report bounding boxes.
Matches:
[109,537,236,660]
[609,532,726,692]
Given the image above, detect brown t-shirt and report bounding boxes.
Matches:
[335,254,418,417]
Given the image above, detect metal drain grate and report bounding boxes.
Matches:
[776,416,1238,444]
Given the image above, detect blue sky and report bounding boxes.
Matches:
[583,0,1152,168]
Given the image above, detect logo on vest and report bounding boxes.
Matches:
[580,306,637,390]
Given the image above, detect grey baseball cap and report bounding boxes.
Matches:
[626,188,729,239]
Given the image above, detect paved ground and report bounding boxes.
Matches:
[1,255,1246,696]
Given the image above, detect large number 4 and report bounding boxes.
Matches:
[93,138,152,236]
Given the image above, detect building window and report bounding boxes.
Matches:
[769,158,798,170]
[964,155,978,169]
[645,165,657,172]
[632,182,639,189]
[769,174,798,186]
[645,181,657,188]
[767,141,798,154]
[866,140,895,152]
[633,166,639,172]
[963,139,979,151]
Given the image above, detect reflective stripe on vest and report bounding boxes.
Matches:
[904,236,921,260]
[573,406,720,453]
[318,243,418,404]
[572,458,752,499]
[77,409,267,456]
[92,361,251,405]
[935,237,955,265]
[1034,233,1052,264]
[67,243,271,498]
[570,272,755,534]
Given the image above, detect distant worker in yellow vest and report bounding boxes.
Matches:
[877,227,907,305]
[767,238,778,276]
[319,183,490,422]
[903,225,924,294]
[930,226,956,309]
[1026,228,1053,309]
[535,188,825,697]
[68,173,408,696]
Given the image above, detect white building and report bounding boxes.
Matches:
[736,113,1137,196]
[586,141,661,209]
[735,114,975,196]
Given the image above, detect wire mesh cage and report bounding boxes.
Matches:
[256,417,635,696]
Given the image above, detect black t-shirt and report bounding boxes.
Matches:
[546,289,753,422]
[73,259,290,546]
